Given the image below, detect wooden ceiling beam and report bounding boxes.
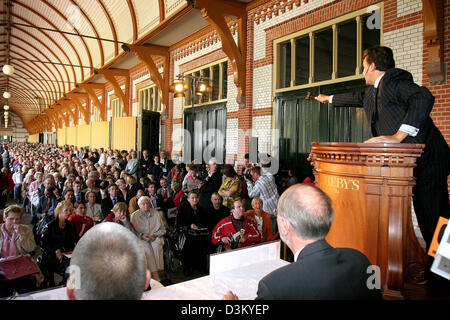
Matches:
[66,93,90,125]
[60,99,78,126]
[96,68,131,116]
[128,44,170,109]
[194,0,247,107]
[78,83,106,121]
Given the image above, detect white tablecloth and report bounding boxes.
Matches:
[143,259,289,300]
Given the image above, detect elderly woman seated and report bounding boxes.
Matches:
[130,196,166,280]
[244,197,273,243]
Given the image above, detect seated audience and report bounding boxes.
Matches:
[182,164,201,194]
[146,182,164,210]
[128,189,145,216]
[63,188,75,204]
[204,192,230,233]
[244,197,273,243]
[116,178,132,205]
[168,164,184,185]
[211,199,261,251]
[68,201,94,238]
[131,196,166,279]
[172,181,186,209]
[82,178,101,204]
[72,181,84,203]
[106,202,136,233]
[85,191,103,223]
[126,175,140,199]
[0,168,14,209]
[246,166,279,235]
[148,154,163,185]
[157,177,173,211]
[218,164,241,208]
[101,183,124,218]
[34,185,59,227]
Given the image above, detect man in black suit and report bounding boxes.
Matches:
[198,158,222,210]
[224,184,381,300]
[139,149,152,180]
[159,150,174,179]
[157,177,173,212]
[148,154,163,186]
[33,185,59,228]
[146,182,164,210]
[73,181,85,203]
[101,184,124,218]
[315,46,449,249]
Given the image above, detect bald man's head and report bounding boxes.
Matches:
[277,184,333,241]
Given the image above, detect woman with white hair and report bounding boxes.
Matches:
[130,196,166,279]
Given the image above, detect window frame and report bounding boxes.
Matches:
[138,85,162,114]
[273,4,384,94]
[183,58,229,108]
[111,98,125,118]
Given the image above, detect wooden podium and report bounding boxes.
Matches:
[308,142,430,299]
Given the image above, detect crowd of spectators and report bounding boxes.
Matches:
[0,141,310,297]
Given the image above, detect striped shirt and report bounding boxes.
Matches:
[246,174,279,216]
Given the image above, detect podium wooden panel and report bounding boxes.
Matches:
[308,142,429,299]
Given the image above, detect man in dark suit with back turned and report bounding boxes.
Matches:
[315,46,449,249]
[224,184,381,300]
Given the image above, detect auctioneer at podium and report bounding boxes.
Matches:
[315,46,450,251]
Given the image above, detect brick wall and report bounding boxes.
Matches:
[422,0,450,191]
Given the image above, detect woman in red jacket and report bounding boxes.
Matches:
[244,197,273,243]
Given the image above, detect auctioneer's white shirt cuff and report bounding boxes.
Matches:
[329,95,334,103]
[399,124,419,137]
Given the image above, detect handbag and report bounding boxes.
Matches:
[0,255,41,280]
[188,227,210,237]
